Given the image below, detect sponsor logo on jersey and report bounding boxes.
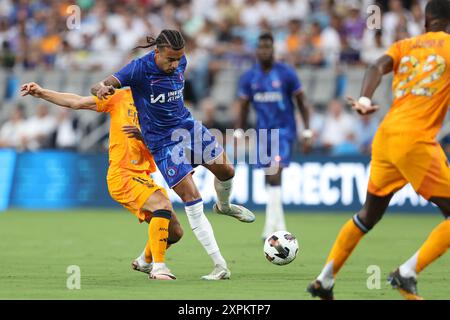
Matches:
[253,91,283,103]
[272,80,281,88]
[150,88,184,104]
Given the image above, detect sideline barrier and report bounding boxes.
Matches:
[0,150,438,213]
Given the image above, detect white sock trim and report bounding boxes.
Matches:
[185,200,221,256]
[399,252,419,279]
[317,260,335,289]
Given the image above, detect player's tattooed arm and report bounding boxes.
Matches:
[91,75,121,100]
[21,82,97,111]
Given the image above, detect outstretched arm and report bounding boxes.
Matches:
[361,55,394,99]
[21,82,97,111]
[234,97,250,132]
[90,75,121,99]
[294,91,312,153]
[348,54,394,115]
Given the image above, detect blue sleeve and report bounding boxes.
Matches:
[113,59,142,88]
[285,66,302,96]
[237,71,252,100]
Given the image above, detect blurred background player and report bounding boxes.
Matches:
[234,32,312,240]
[307,0,450,300]
[21,82,183,280]
[91,29,255,280]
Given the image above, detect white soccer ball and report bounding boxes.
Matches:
[264,231,299,265]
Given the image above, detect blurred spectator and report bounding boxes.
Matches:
[393,13,413,41]
[320,14,342,67]
[286,0,311,22]
[184,36,210,103]
[54,40,76,70]
[239,0,264,29]
[39,21,62,68]
[215,0,241,25]
[90,33,127,71]
[282,19,306,66]
[320,99,358,154]
[24,104,56,150]
[0,40,15,69]
[298,22,324,67]
[0,105,28,150]
[361,29,389,65]
[200,97,228,133]
[354,114,379,155]
[53,109,79,150]
[1,39,18,100]
[342,1,365,52]
[261,0,290,28]
[382,0,414,45]
[116,13,146,51]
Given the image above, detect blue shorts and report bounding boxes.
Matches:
[254,132,294,169]
[152,120,223,188]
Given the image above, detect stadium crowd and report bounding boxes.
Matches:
[1,0,447,155]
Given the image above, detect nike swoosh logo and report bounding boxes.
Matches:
[150,79,164,85]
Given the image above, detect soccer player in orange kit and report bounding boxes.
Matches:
[307,0,450,300]
[21,82,183,280]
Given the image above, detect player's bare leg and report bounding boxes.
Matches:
[203,151,255,223]
[132,190,181,280]
[173,174,230,280]
[307,192,392,299]
[391,196,450,300]
[261,166,285,240]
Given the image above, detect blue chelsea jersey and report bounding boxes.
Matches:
[114,51,191,151]
[237,62,302,140]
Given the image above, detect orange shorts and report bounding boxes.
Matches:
[368,131,450,200]
[107,169,168,222]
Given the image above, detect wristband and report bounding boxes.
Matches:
[234,129,244,139]
[358,96,372,108]
[302,129,313,139]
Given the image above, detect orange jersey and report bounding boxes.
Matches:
[380,31,450,140]
[94,89,156,174]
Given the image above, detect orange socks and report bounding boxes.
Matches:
[148,210,171,264]
[326,216,367,276]
[416,219,450,273]
[144,239,153,264]
[317,215,367,287]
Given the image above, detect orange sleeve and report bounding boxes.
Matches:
[385,40,403,72]
[94,90,125,113]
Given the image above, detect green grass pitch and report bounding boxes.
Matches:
[0,209,448,300]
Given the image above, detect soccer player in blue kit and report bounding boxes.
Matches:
[91,30,255,280]
[235,33,312,240]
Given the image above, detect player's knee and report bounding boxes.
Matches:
[177,189,201,203]
[158,198,173,212]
